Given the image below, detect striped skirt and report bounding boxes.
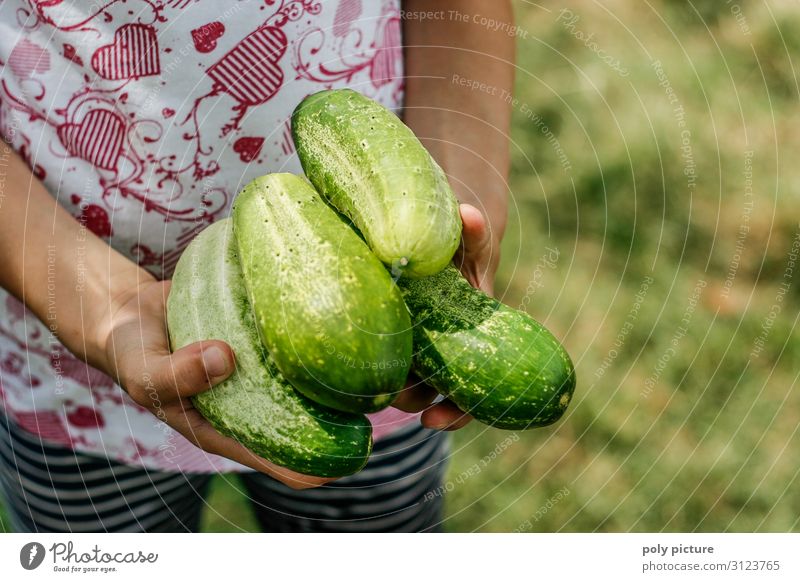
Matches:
[0,414,449,533]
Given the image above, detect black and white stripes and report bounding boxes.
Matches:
[243,420,450,532]
[0,415,449,533]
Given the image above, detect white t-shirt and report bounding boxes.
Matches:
[0,0,416,472]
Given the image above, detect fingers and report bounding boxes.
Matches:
[455,203,497,295]
[459,203,492,256]
[392,375,439,412]
[395,375,474,430]
[164,402,334,490]
[393,377,473,431]
[421,399,473,431]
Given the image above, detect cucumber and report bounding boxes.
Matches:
[167,219,372,477]
[399,266,576,430]
[232,173,412,414]
[292,89,462,278]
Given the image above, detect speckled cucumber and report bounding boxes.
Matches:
[232,173,412,414]
[292,89,462,278]
[167,219,372,478]
[399,266,576,430]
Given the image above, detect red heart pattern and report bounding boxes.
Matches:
[371,17,401,89]
[5,295,27,321]
[192,21,225,53]
[92,23,160,80]
[233,136,264,162]
[52,349,115,389]
[8,39,50,79]
[208,25,287,106]
[78,204,113,238]
[66,405,106,428]
[13,410,71,444]
[1,352,24,375]
[333,0,363,38]
[57,109,125,170]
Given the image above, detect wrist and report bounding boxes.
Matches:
[84,266,156,376]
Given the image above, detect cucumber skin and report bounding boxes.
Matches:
[292,89,462,279]
[167,219,373,478]
[399,266,576,430]
[232,173,413,415]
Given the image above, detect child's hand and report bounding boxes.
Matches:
[99,279,333,489]
[392,203,500,430]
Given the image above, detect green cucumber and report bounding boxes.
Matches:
[232,173,412,414]
[292,89,462,278]
[399,266,576,430]
[167,219,372,477]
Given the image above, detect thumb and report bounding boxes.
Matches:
[456,204,495,294]
[459,203,492,257]
[150,340,236,400]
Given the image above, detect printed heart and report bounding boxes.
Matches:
[5,295,28,320]
[92,23,160,80]
[279,121,294,156]
[78,204,113,238]
[57,109,124,170]
[233,136,264,162]
[66,405,106,429]
[13,411,71,443]
[53,349,115,388]
[333,0,363,38]
[1,352,24,375]
[370,17,401,89]
[192,21,225,53]
[162,107,175,118]
[8,39,51,79]
[208,25,287,106]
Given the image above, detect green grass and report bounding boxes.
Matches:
[199,475,260,533]
[437,0,799,532]
[0,498,8,533]
[2,0,798,533]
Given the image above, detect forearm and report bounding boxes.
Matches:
[0,141,151,371]
[402,0,515,242]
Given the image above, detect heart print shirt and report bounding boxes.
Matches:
[0,0,415,472]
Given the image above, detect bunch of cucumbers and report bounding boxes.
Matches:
[167,89,576,478]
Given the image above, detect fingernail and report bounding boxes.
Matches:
[202,346,230,379]
[428,420,449,431]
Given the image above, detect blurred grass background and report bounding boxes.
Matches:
[2,0,798,533]
[448,0,800,532]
